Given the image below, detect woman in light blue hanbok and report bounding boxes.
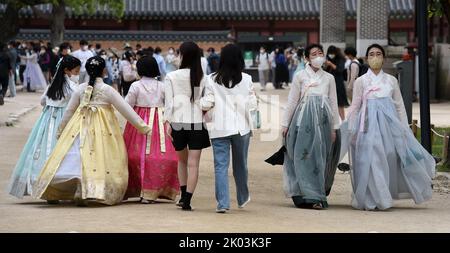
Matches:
[345,44,435,211]
[282,44,341,210]
[7,55,81,200]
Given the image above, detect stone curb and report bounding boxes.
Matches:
[2,105,38,127]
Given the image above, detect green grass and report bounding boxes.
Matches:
[415,127,450,172]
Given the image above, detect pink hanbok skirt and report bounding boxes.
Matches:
[123,107,179,201]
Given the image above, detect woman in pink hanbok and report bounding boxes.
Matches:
[123,56,179,203]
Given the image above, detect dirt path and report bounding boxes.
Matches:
[1,89,449,233]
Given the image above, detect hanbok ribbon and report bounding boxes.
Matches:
[46,107,57,157]
[359,86,381,132]
[79,104,98,151]
[145,108,156,155]
[145,107,166,155]
[302,81,326,108]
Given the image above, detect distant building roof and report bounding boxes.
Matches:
[15,29,232,42]
[1,0,414,20]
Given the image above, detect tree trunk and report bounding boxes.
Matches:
[50,0,66,47]
[0,3,21,44]
[442,0,450,43]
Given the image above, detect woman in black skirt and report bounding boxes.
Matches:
[164,41,211,211]
[324,45,349,120]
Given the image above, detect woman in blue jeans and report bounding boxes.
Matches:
[199,43,258,213]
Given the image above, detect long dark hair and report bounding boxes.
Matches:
[179,41,203,102]
[46,55,81,100]
[86,56,106,94]
[213,44,244,88]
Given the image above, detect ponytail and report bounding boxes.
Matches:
[85,56,106,100]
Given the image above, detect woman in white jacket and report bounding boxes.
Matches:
[200,44,258,213]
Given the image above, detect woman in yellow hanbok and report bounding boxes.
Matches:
[33,56,151,206]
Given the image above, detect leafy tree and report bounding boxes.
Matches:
[429,0,450,42]
[0,0,124,45]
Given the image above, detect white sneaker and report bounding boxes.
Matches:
[141,198,154,204]
[238,197,251,209]
[216,208,228,213]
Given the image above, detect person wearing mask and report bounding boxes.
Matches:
[281,44,340,210]
[39,45,51,82]
[71,40,95,84]
[21,42,47,92]
[324,45,348,120]
[345,44,435,211]
[18,42,28,85]
[109,49,121,91]
[344,47,360,101]
[255,46,270,91]
[99,50,113,85]
[32,56,151,206]
[165,47,178,73]
[7,56,81,199]
[153,47,167,81]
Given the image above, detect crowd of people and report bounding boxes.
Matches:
[5,38,436,213]
[0,39,223,106]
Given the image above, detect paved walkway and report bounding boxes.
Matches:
[0,83,449,232]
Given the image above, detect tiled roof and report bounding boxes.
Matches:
[1,0,414,20]
[15,29,232,42]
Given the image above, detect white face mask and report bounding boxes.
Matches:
[311,56,326,68]
[100,55,107,60]
[82,46,88,51]
[260,50,265,54]
[169,50,174,54]
[69,74,80,84]
[328,54,335,60]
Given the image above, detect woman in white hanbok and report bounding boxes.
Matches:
[345,44,435,211]
[21,43,47,91]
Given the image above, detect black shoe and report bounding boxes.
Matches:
[177,185,187,207]
[0,95,4,106]
[182,192,193,211]
[47,200,60,205]
[337,163,351,173]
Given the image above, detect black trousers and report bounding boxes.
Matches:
[0,75,9,96]
[19,65,26,83]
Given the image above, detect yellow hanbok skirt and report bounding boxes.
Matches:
[33,103,129,205]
